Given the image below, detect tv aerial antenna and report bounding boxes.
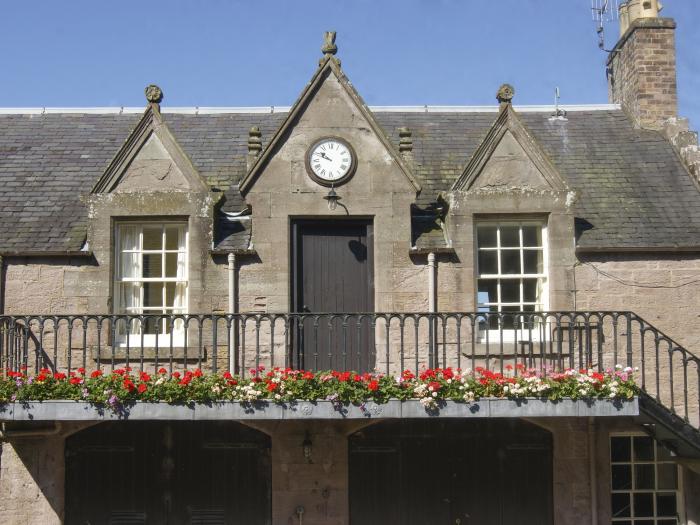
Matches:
[591,0,619,52]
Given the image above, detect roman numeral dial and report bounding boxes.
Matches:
[306,137,357,186]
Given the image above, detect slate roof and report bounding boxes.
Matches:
[0,108,698,254]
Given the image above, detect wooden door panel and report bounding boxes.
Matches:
[349,420,553,525]
[65,421,271,525]
[292,220,374,371]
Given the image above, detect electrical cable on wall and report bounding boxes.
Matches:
[579,261,700,289]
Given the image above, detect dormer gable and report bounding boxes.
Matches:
[91,97,208,194]
[451,103,568,193]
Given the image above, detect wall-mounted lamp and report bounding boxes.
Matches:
[302,431,313,463]
[323,186,340,211]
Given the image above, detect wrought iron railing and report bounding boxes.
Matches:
[0,312,698,427]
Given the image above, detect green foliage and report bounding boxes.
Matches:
[0,365,638,412]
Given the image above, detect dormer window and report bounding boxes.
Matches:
[114,222,188,344]
[476,220,548,339]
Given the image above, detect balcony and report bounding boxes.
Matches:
[0,312,698,438]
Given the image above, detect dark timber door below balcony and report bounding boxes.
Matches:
[349,419,553,525]
[292,220,374,372]
[65,421,271,525]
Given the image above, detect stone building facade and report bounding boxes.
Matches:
[1,3,700,524]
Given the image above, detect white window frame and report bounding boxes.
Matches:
[609,432,684,525]
[114,221,189,347]
[475,219,549,343]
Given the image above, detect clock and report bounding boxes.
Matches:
[305,137,357,186]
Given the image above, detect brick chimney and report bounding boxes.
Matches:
[607,0,677,130]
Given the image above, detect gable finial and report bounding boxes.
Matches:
[145,84,163,111]
[321,31,338,56]
[496,83,515,109]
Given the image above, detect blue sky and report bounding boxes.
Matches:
[1,0,698,126]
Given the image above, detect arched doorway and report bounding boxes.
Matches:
[65,421,271,524]
[349,419,552,525]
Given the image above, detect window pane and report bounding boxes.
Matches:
[656,493,677,517]
[478,305,499,330]
[634,436,655,461]
[165,253,179,278]
[501,280,520,303]
[120,283,141,311]
[143,316,160,335]
[477,280,498,305]
[143,282,163,307]
[658,521,678,525]
[501,305,520,330]
[612,493,631,518]
[522,226,542,247]
[634,464,655,489]
[143,226,162,250]
[612,465,632,490]
[633,493,654,517]
[478,251,498,274]
[119,225,140,251]
[500,226,520,247]
[165,225,181,250]
[143,254,162,278]
[120,252,140,279]
[657,464,677,490]
[501,250,520,274]
[523,250,543,274]
[611,437,631,462]
[523,279,540,303]
[165,282,176,307]
[477,226,497,248]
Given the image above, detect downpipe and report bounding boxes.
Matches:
[428,253,437,363]
[228,253,237,373]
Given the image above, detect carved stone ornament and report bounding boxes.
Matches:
[496,83,515,105]
[321,31,337,55]
[145,84,164,104]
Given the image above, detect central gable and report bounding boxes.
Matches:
[239,56,420,196]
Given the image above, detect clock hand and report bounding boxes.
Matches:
[316,152,331,161]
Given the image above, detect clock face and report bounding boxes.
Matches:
[306,137,356,186]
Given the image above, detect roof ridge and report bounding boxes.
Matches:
[0,104,622,115]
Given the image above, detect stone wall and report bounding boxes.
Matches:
[574,252,700,351]
[0,423,95,525]
[607,18,678,130]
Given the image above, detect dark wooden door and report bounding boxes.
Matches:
[349,419,553,525]
[292,220,374,372]
[65,421,271,525]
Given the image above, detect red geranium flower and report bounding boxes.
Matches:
[91,370,103,378]
[122,379,135,392]
[138,383,147,394]
[69,376,82,385]
[368,380,379,391]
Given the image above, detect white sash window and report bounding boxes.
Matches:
[476,221,548,341]
[115,223,188,345]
